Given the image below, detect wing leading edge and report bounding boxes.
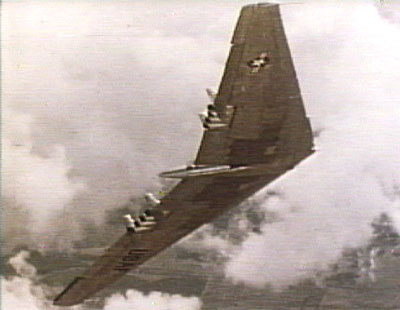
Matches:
[54,3,313,306]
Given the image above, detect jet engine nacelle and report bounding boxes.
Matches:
[199,106,226,130]
[206,88,216,102]
[139,211,156,225]
[123,214,136,232]
[145,193,160,206]
[208,110,218,118]
[123,214,152,233]
[202,122,227,130]
[207,103,216,110]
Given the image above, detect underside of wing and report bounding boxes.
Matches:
[195,3,313,170]
[53,233,145,306]
[53,174,277,306]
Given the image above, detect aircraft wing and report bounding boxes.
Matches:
[195,3,313,167]
[54,175,276,306]
[54,3,313,307]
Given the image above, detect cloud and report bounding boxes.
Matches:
[104,290,201,310]
[2,251,202,310]
[2,108,85,223]
[376,0,400,24]
[179,225,233,258]
[2,108,86,251]
[8,251,38,279]
[2,275,53,310]
[2,251,80,310]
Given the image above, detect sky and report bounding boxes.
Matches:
[2,0,400,309]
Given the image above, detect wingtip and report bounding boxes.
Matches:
[53,276,86,307]
[242,2,279,9]
[53,296,80,307]
[53,295,84,307]
[257,2,280,6]
[53,299,79,307]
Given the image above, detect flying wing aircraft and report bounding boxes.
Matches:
[54,3,314,306]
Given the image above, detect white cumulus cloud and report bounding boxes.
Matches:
[104,290,202,310]
[2,251,203,310]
